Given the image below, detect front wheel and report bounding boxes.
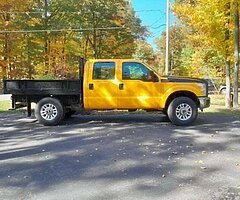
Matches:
[167,97,198,126]
[35,97,64,126]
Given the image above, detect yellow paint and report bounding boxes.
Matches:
[84,59,206,110]
[84,60,118,109]
[160,82,204,108]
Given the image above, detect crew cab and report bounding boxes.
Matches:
[3,59,210,126]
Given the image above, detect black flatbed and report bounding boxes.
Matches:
[3,79,83,117]
[3,79,82,96]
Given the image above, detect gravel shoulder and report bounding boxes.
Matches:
[0,112,240,200]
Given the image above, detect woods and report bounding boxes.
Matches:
[0,0,147,80]
[165,0,239,108]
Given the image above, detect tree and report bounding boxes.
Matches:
[155,25,225,78]
[0,0,148,80]
[173,0,236,108]
[133,40,156,66]
[0,0,33,79]
[155,26,190,74]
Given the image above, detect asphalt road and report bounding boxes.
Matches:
[0,112,240,200]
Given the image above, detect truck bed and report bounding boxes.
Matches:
[3,79,83,116]
[3,80,82,96]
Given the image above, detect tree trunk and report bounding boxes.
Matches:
[27,34,34,79]
[225,2,232,108]
[44,0,50,75]
[226,60,232,108]
[3,12,11,79]
[233,1,239,109]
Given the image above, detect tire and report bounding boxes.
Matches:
[35,97,64,126]
[220,88,226,95]
[167,97,198,126]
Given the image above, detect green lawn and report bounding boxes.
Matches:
[204,94,240,117]
[0,100,11,112]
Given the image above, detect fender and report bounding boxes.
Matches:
[160,83,203,109]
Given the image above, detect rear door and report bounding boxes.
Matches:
[84,61,118,109]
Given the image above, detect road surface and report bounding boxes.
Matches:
[0,112,240,200]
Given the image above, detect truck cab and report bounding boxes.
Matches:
[3,59,210,126]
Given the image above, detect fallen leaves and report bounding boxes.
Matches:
[195,160,208,170]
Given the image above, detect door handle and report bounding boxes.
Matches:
[89,83,94,90]
[119,83,124,90]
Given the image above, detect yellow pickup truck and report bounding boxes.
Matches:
[3,59,210,126]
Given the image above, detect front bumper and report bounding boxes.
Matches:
[198,97,210,110]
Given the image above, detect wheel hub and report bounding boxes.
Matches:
[176,103,193,121]
[40,103,58,121]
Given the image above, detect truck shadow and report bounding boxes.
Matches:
[63,113,170,125]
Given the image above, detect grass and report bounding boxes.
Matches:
[0,100,35,113]
[204,94,240,117]
[0,100,11,112]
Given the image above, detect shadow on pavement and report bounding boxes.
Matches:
[0,112,240,199]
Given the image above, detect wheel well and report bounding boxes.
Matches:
[164,91,199,110]
[31,95,80,106]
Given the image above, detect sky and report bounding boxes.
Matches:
[131,0,169,50]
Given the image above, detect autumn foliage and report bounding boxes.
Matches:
[0,0,147,80]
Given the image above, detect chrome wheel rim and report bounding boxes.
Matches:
[40,104,58,121]
[175,103,192,121]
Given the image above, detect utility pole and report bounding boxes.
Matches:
[165,0,170,75]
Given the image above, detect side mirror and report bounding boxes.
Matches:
[147,71,159,82]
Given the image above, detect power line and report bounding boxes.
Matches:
[151,24,166,30]
[149,17,164,27]
[150,28,166,38]
[0,23,166,34]
[0,9,163,15]
[0,26,126,33]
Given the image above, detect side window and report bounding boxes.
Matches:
[93,62,115,80]
[122,62,150,80]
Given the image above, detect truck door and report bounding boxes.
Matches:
[84,61,118,109]
[118,62,162,109]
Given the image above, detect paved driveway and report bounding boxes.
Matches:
[0,112,240,200]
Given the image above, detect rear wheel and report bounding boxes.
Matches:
[35,97,64,126]
[167,97,198,126]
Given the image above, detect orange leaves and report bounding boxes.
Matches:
[0,0,147,80]
[26,18,41,27]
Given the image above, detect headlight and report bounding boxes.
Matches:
[197,83,207,96]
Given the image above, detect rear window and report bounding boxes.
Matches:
[93,62,115,80]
